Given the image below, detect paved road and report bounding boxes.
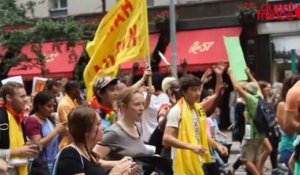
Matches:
[224,131,274,175]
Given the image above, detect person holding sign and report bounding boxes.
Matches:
[227,67,264,175]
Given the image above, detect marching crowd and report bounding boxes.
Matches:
[1,62,300,175]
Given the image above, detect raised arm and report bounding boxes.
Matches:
[227,68,248,98]
[201,63,225,116]
[131,67,152,89]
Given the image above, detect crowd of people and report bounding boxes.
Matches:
[1,61,300,175]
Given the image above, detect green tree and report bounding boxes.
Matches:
[0,0,90,80]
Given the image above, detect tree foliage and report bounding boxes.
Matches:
[0,0,95,81]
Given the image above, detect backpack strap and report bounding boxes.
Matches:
[0,107,10,149]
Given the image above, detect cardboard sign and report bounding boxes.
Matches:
[224,37,248,81]
[32,77,48,95]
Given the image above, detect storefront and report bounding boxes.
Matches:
[257,20,300,83]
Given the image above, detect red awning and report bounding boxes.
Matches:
[120,33,159,71]
[8,41,84,80]
[163,27,242,72]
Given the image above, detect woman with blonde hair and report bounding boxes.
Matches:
[94,87,155,175]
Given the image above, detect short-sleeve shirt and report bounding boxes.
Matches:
[57,146,106,175]
[142,92,170,142]
[166,103,200,159]
[245,92,264,139]
[101,123,153,175]
[166,104,200,140]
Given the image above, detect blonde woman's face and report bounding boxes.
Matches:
[123,92,145,121]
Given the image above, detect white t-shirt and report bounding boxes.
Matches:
[166,104,200,159]
[142,92,169,142]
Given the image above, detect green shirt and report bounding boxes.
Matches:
[245,92,265,139]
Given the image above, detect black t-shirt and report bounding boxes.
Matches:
[57,146,107,175]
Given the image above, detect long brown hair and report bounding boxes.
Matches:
[68,106,99,164]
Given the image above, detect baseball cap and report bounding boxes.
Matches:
[93,76,119,94]
[245,82,258,95]
[161,77,177,93]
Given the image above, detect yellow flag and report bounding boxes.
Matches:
[84,0,150,100]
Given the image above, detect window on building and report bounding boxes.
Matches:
[50,0,67,10]
[148,0,155,7]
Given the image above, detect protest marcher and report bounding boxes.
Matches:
[282,75,300,133]
[229,92,246,175]
[227,67,265,175]
[25,91,67,174]
[148,77,180,155]
[57,80,81,149]
[44,79,62,111]
[0,82,39,175]
[56,106,136,175]
[163,64,228,175]
[93,87,155,175]
[90,75,119,127]
[142,72,169,142]
[258,80,281,174]
[91,67,151,128]
[277,75,300,175]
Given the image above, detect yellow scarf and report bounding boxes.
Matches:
[8,111,28,175]
[173,98,211,175]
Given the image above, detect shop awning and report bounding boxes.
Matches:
[120,33,159,71]
[8,41,84,80]
[163,27,242,72]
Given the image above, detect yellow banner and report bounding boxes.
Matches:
[84,0,150,99]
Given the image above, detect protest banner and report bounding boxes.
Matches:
[224,36,248,81]
[83,0,150,100]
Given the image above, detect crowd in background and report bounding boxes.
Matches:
[1,61,300,175]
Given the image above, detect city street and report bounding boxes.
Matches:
[225,131,273,175]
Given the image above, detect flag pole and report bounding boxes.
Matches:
[169,0,178,78]
[146,56,152,86]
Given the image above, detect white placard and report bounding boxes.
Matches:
[1,76,24,85]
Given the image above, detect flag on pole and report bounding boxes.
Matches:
[83,0,150,100]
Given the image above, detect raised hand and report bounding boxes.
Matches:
[213,62,226,75]
[201,69,213,84]
[227,67,232,75]
[55,122,67,134]
[142,66,152,81]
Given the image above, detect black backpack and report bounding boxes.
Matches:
[253,97,280,137]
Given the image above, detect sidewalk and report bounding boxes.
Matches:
[224,131,272,175]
